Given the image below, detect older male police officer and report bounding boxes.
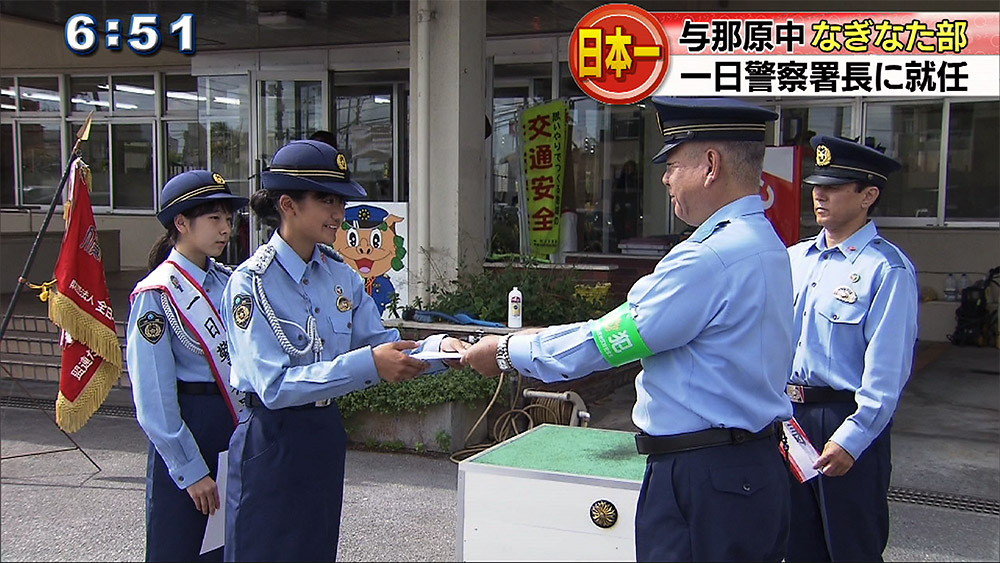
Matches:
[462,97,794,562]
[785,136,918,562]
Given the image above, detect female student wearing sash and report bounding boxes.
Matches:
[127,170,248,562]
[220,140,468,562]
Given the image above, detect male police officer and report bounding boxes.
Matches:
[784,136,918,561]
[462,97,794,562]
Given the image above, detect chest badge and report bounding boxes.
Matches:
[138,311,166,344]
[335,285,344,296]
[850,272,861,283]
[337,295,353,312]
[833,285,858,304]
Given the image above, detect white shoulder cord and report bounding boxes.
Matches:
[159,291,204,356]
[249,244,323,361]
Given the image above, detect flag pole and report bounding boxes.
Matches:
[1,112,94,341]
[0,111,101,472]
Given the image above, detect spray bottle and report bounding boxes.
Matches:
[508,286,523,328]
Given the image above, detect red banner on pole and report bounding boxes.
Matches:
[44,159,122,432]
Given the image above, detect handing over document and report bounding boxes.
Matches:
[409,350,465,361]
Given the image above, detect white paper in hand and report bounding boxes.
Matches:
[200,451,228,554]
[410,350,464,361]
[781,418,821,483]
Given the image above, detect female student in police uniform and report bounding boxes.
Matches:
[127,170,248,562]
[220,139,467,562]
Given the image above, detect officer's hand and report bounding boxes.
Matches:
[186,475,220,516]
[460,335,502,378]
[813,440,855,477]
[374,341,430,383]
[440,337,470,369]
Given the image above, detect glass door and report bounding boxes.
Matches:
[251,73,328,249]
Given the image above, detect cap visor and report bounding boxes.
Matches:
[803,173,854,186]
[651,141,682,164]
[262,172,368,198]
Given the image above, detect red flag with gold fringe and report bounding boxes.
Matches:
[40,158,122,432]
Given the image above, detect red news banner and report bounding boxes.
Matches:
[571,7,1000,101]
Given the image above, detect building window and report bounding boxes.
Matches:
[165,74,201,113]
[865,102,943,219]
[1,77,15,113]
[165,122,206,177]
[335,85,395,201]
[946,101,999,221]
[73,122,110,206]
[18,77,61,113]
[111,75,155,112]
[19,122,62,206]
[1,123,15,206]
[259,79,323,162]
[111,123,154,209]
[70,76,111,113]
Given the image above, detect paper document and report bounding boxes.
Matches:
[781,418,821,483]
[410,351,464,361]
[200,451,228,554]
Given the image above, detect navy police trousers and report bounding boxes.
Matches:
[145,393,234,562]
[635,433,790,562]
[785,401,892,562]
[224,403,348,562]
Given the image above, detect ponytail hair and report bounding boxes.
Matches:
[249,189,309,228]
[147,226,179,272]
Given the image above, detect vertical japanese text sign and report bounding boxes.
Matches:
[521,100,569,258]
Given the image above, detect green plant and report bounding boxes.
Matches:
[382,439,405,451]
[435,430,452,452]
[414,442,426,453]
[426,260,607,326]
[336,367,505,418]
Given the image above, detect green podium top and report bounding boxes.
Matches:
[468,424,647,482]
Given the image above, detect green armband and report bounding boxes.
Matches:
[591,303,653,367]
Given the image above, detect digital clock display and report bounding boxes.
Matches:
[65,13,196,55]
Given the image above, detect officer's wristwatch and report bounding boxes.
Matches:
[495,334,515,374]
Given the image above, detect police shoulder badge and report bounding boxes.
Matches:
[815,144,832,167]
[138,311,166,344]
[833,285,858,304]
[233,294,253,329]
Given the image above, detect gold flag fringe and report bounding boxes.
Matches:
[47,290,123,370]
[55,359,119,433]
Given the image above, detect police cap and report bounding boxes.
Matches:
[650,97,778,163]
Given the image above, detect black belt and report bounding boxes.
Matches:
[176,382,221,395]
[635,422,780,455]
[242,391,333,410]
[785,384,855,404]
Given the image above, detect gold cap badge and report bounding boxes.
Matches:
[337,153,348,171]
[213,173,226,185]
[815,144,832,167]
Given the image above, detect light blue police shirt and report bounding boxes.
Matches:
[788,220,918,458]
[128,248,231,488]
[508,195,795,436]
[221,232,446,410]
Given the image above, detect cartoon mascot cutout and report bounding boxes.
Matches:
[334,204,405,316]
